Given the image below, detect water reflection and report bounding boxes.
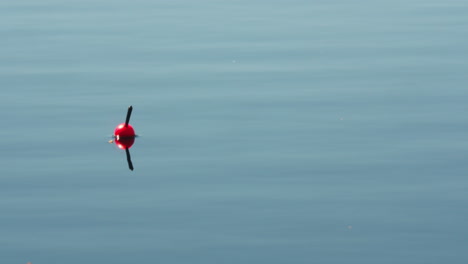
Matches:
[115,136,135,171]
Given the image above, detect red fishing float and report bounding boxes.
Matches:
[114,123,135,138]
[114,122,135,150]
[112,106,136,170]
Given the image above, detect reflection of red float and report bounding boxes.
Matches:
[114,135,135,149]
[112,106,136,170]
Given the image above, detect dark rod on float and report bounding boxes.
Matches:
[125,106,133,127]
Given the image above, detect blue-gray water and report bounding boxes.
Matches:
[1,1,468,263]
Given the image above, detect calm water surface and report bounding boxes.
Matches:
[1,0,468,263]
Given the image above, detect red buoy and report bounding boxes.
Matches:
[112,106,136,171]
[114,123,135,138]
[113,105,136,140]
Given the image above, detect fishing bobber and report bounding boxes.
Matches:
[114,123,135,139]
[113,105,136,140]
[112,105,136,171]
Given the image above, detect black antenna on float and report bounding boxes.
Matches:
[125,105,133,127]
